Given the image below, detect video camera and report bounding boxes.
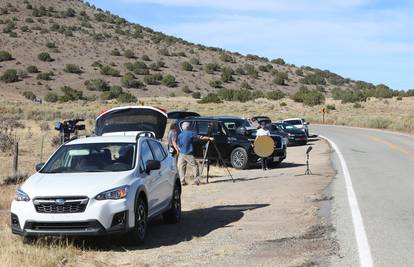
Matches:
[54,119,85,144]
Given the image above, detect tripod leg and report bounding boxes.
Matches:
[212,141,235,183]
[199,141,210,181]
[206,161,210,183]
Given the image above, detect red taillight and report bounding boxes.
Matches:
[98,109,108,116]
[155,107,167,114]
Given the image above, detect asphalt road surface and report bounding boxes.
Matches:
[313,125,414,267]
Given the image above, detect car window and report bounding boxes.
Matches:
[140,141,154,171]
[197,121,209,135]
[285,120,302,125]
[148,140,166,161]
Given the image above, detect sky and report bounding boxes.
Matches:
[89,0,414,90]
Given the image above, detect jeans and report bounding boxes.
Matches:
[178,154,199,183]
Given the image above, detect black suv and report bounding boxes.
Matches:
[177,116,287,169]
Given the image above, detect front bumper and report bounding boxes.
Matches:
[11,197,134,237]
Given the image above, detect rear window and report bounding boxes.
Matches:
[285,120,302,125]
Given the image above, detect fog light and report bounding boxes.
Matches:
[111,211,127,227]
[11,213,19,226]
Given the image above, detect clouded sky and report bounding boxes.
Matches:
[89,0,414,90]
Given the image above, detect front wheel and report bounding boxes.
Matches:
[230,147,249,170]
[126,197,147,245]
[163,183,181,224]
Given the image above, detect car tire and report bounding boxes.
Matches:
[22,236,35,244]
[230,147,248,170]
[162,182,181,224]
[126,197,147,245]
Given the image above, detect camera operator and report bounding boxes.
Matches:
[177,122,212,186]
[256,121,271,170]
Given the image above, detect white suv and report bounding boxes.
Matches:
[11,106,181,244]
[283,118,310,137]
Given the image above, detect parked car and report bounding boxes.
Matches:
[250,116,272,128]
[283,118,310,136]
[271,122,308,146]
[167,111,200,120]
[177,116,287,169]
[11,106,181,244]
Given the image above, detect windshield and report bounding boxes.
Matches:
[277,123,299,130]
[41,143,136,173]
[221,119,254,131]
[284,120,302,125]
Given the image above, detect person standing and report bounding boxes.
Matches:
[256,122,271,170]
[177,122,212,186]
[167,123,179,157]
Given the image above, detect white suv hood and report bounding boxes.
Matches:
[21,171,133,198]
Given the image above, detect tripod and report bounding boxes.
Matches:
[304,152,312,175]
[199,139,234,183]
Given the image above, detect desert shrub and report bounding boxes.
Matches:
[266,90,285,100]
[121,73,144,88]
[190,57,200,65]
[64,64,82,74]
[0,132,16,153]
[125,61,149,75]
[22,91,36,101]
[46,42,57,49]
[396,96,403,101]
[192,92,201,99]
[18,69,28,79]
[65,7,76,17]
[240,81,253,90]
[44,92,58,102]
[198,93,222,104]
[292,86,325,106]
[101,85,124,100]
[162,75,177,87]
[353,103,362,108]
[181,62,193,71]
[84,79,110,91]
[1,69,19,83]
[236,67,246,75]
[233,89,255,102]
[59,86,84,102]
[300,73,326,85]
[26,65,39,73]
[326,104,336,111]
[9,31,18,38]
[144,74,160,85]
[221,67,234,83]
[295,69,304,76]
[124,49,135,58]
[158,48,170,56]
[331,88,366,103]
[271,58,285,65]
[219,53,235,63]
[25,17,34,23]
[273,72,288,85]
[110,49,121,56]
[182,86,192,94]
[205,63,220,74]
[0,50,12,61]
[368,117,392,129]
[244,64,258,79]
[209,80,222,88]
[280,102,287,107]
[117,92,137,103]
[258,64,273,72]
[100,65,120,76]
[369,84,395,99]
[20,25,30,32]
[37,52,53,62]
[141,54,151,61]
[36,71,53,80]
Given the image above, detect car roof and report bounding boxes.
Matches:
[181,116,245,120]
[65,135,137,145]
[283,118,303,121]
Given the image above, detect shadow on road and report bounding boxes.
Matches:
[67,204,268,251]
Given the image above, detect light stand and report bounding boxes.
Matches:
[304,146,313,175]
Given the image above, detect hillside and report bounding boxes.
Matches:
[0,0,385,102]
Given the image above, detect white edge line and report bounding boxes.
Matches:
[319,135,374,267]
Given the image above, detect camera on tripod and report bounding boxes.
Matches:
[54,119,86,144]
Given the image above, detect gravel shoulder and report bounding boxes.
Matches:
[75,138,337,267]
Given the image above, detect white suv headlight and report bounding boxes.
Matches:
[15,189,30,202]
[95,185,130,200]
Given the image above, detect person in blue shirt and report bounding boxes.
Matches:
[177,122,212,186]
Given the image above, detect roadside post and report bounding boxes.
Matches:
[321,107,326,124]
[13,142,19,176]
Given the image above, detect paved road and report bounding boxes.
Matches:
[312,125,414,267]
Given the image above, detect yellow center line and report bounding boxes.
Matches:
[366,135,414,161]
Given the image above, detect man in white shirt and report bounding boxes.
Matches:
[256,122,271,170]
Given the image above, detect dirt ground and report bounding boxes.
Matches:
[0,138,337,267]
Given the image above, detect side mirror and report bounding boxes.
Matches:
[35,163,45,172]
[146,160,161,174]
